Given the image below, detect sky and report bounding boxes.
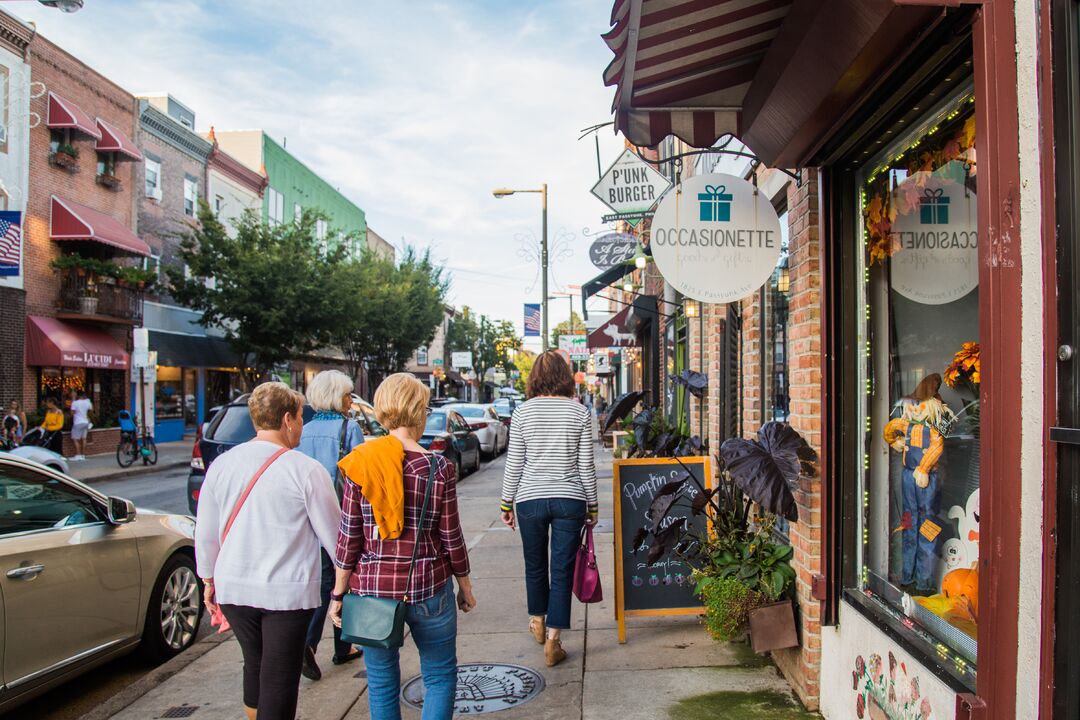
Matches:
[14,0,625,351]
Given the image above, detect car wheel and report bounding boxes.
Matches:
[140,553,203,663]
[455,459,464,479]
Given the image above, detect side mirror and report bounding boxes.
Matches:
[107,496,136,525]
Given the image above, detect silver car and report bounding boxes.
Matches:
[0,453,202,713]
[444,403,509,457]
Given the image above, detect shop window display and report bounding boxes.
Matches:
[856,89,979,680]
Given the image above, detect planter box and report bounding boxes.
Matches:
[61,427,121,458]
[79,296,99,315]
[748,599,798,653]
[96,173,122,191]
[49,152,79,172]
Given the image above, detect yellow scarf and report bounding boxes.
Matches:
[337,435,406,540]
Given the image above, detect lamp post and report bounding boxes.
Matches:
[493,184,548,350]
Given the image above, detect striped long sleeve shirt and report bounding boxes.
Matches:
[501,397,598,513]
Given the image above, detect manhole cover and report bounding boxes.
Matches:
[401,663,545,714]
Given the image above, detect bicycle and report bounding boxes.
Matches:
[116,411,158,468]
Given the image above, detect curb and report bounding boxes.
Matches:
[75,631,232,720]
[72,459,190,485]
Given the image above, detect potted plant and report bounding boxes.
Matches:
[51,143,79,170]
[631,421,818,653]
[80,281,99,315]
[96,172,122,190]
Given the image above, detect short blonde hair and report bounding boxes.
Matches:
[373,373,430,431]
[306,369,354,412]
[249,382,304,431]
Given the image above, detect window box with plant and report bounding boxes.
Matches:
[96,171,122,191]
[50,143,79,172]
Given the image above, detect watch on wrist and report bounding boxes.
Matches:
[330,590,346,602]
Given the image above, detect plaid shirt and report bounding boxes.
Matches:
[334,451,470,602]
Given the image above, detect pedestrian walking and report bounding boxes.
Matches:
[329,373,476,720]
[296,369,365,680]
[500,350,598,667]
[69,390,92,460]
[195,382,342,720]
[2,400,23,449]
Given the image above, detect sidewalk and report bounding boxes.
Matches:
[97,447,818,720]
[67,439,194,484]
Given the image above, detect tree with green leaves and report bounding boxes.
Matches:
[549,310,586,350]
[446,308,522,400]
[168,204,350,386]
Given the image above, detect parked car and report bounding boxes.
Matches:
[3,445,68,474]
[187,395,388,514]
[444,403,508,457]
[419,409,482,478]
[0,453,202,713]
[492,396,518,427]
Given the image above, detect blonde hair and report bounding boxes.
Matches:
[306,369,354,412]
[373,373,430,431]
[249,382,304,431]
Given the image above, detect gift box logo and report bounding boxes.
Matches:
[698,184,733,222]
[919,188,950,225]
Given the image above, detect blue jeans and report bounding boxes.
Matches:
[900,468,940,590]
[364,581,458,720]
[517,497,587,630]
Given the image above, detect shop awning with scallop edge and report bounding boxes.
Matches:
[25,315,129,369]
[50,195,151,256]
[95,118,143,161]
[603,0,941,167]
[46,91,102,139]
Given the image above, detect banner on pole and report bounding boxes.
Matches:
[524,303,541,337]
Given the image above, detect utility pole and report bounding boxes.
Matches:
[492,183,549,351]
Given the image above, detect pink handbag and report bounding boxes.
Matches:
[573,525,603,603]
[209,446,289,633]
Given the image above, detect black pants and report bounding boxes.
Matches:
[305,548,353,655]
[220,604,315,720]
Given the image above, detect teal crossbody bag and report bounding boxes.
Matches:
[339,456,436,649]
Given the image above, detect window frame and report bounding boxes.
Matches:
[144,157,162,200]
[416,346,429,365]
[183,177,198,217]
[0,460,108,539]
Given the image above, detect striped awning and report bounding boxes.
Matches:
[603,0,793,149]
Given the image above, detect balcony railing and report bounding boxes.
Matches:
[57,268,144,324]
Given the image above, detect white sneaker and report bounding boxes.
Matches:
[73,455,84,461]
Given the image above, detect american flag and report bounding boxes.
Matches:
[0,211,21,277]
[523,303,541,337]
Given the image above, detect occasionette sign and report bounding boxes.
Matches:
[650,173,782,304]
[591,149,672,219]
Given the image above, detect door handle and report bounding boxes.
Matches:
[1050,427,1080,445]
[7,564,44,580]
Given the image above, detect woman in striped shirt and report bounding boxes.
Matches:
[500,350,598,667]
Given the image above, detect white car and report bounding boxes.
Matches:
[3,447,69,474]
[444,403,508,457]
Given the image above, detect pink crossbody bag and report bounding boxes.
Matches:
[209,446,290,633]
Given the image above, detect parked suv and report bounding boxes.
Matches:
[187,394,386,514]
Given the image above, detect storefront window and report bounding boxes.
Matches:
[206,369,244,410]
[763,209,790,423]
[855,88,979,680]
[156,366,184,421]
[38,367,125,428]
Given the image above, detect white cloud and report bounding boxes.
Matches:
[17,0,625,345]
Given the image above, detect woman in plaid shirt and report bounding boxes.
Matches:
[330,373,475,720]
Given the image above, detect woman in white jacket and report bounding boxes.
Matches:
[195,382,341,720]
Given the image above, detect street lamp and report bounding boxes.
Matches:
[37,0,83,11]
[493,184,548,350]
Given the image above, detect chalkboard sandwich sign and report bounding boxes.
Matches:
[612,456,712,643]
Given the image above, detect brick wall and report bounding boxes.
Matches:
[0,286,24,403]
[20,34,139,411]
[770,169,823,710]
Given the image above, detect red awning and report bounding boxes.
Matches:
[95,118,142,161]
[588,306,640,349]
[46,91,102,140]
[50,195,150,256]
[25,315,129,369]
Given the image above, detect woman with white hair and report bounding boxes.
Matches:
[297,369,365,679]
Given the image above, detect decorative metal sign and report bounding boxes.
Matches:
[650,173,782,304]
[400,663,545,714]
[591,149,672,227]
[887,161,978,305]
[588,232,638,270]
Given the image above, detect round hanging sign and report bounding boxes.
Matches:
[588,232,638,270]
[649,173,782,304]
[887,162,978,305]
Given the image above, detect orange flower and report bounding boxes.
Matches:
[944,342,981,389]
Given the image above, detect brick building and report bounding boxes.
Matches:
[20,30,146,453]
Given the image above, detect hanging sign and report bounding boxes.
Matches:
[0,211,22,277]
[588,306,638,349]
[887,162,978,305]
[451,351,473,368]
[523,303,541,337]
[650,173,782,304]
[590,149,672,225]
[588,232,638,270]
[558,334,589,360]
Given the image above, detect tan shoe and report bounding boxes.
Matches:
[544,638,567,667]
[529,617,546,645]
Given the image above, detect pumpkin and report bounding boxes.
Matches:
[941,566,978,615]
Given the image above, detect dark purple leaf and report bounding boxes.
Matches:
[719,422,809,522]
[652,431,674,456]
[602,390,645,434]
[647,479,685,533]
[646,539,667,565]
[690,487,713,516]
[631,527,647,553]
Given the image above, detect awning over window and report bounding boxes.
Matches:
[46,91,101,140]
[149,331,240,369]
[581,263,630,320]
[588,305,640,349]
[603,0,940,166]
[50,195,151,256]
[95,118,142,161]
[25,315,129,369]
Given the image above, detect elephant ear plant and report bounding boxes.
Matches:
[632,421,819,647]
